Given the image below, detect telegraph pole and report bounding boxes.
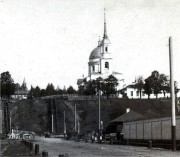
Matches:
[98,89,101,132]
[98,89,102,143]
[75,104,77,133]
[52,114,54,133]
[64,111,66,135]
[169,37,176,151]
[10,116,11,132]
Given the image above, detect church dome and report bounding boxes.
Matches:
[89,46,101,59]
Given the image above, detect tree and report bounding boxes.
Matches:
[28,85,35,99]
[84,80,97,95]
[103,75,118,99]
[40,89,47,97]
[144,76,153,99]
[33,86,41,97]
[144,70,169,99]
[95,77,104,92]
[67,86,76,94]
[150,71,161,99]
[134,76,144,99]
[174,81,179,99]
[56,85,63,95]
[0,71,15,98]
[46,83,55,95]
[159,74,169,97]
[14,83,21,92]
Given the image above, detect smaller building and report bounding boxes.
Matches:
[11,78,29,100]
[11,90,29,100]
[120,84,171,99]
[106,110,144,134]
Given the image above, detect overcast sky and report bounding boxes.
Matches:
[0,0,180,90]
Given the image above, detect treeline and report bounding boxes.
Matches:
[1,70,179,100]
[79,70,179,99]
[28,84,77,98]
[129,70,179,99]
[0,71,77,99]
[78,75,119,99]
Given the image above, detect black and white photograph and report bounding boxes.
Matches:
[1,0,180,156]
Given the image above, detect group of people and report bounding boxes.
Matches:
[90,130,123,143]
[91,132,98,143]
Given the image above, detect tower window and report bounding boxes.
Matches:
[105,62,109,69]
[92,66,95,72]
[105,47,108,52]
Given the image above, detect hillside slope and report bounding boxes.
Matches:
[11,98,174,134]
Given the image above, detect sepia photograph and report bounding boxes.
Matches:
[1,0,180,156]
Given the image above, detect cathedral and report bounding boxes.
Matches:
[88,10,112,80]
[77,10,123,92]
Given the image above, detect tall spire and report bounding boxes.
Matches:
[103,8,108,39]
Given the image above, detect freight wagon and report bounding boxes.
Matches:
[123,115,180,140]
[123,115,180,149]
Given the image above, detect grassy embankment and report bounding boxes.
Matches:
[11,98,172,134]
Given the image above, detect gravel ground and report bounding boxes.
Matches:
[33,136,180,157]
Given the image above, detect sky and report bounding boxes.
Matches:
[0,0,180,90]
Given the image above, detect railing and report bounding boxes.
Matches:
[41,94,119,100]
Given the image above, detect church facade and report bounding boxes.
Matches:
[77,10,123,92]
[88,11,113,80]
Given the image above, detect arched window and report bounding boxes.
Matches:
[105,46,108,52]
[105,62,109,69]
[92,66,95,72]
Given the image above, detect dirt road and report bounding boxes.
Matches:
[33,136,180,157]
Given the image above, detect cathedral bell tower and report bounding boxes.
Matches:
[88,9,113,80]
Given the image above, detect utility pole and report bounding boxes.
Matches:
[98,89,102,143]
[169,37,176,151]
[10,116,11,132]
[64,111,66,135]
[98,89,101,131]
[52,114,54,133]
[75,104,77,133]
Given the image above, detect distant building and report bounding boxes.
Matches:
[107,110,144,133]
[77,10,123,92]
[120,84,171,99]
[11,78,29,100]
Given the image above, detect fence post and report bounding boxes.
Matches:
[35,144,39,155]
